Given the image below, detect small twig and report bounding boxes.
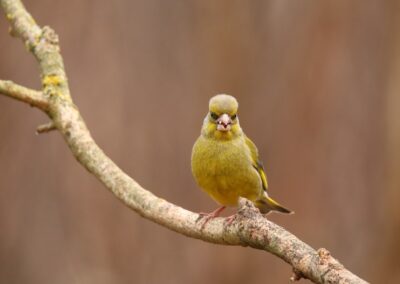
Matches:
[0,80,48,111]
[36,121,56,134]
[291,268,305,282]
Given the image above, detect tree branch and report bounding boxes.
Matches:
[0,80,47,111]
[0,1,368,283]
[36,121,56,134]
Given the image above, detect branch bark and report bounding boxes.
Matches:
[0,1,368,283]
[0,80,47,110]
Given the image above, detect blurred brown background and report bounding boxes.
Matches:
[0,0,399,283]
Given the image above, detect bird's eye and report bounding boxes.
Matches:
[210,112,218,120]
[231,114,237,120]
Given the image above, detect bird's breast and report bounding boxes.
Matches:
[191,136,262,206]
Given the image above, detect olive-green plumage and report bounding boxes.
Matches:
[191,94,292,215]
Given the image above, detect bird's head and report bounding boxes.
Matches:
[202,94,242,140]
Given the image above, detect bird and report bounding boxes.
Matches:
[191,94,293,226]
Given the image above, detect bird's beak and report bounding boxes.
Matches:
[216,113,232,132]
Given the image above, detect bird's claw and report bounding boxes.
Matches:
[196,212,212,223]
[196,206,226,229]
[196,213,216,229]
[223,214,237,226]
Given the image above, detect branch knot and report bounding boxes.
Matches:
[41,26,59,46]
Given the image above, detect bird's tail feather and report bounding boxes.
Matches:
[256,196,293,214]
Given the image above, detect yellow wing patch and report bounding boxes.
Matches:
[257,165,269,190]
[245,136,269,191]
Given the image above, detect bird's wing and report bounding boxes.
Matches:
[245,136,269,191]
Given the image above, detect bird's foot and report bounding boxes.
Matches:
[196,206,226,229]
[223,214,238,226]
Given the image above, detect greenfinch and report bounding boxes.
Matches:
[191,94,292,225]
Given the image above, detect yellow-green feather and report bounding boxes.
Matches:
[191,132,262,206]
[209,94,238,116]
[245,136,269,190]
